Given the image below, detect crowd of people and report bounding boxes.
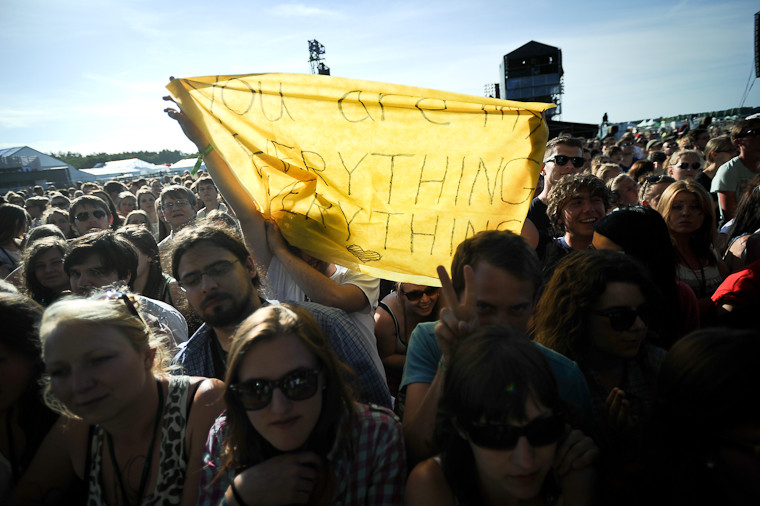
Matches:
[0,109,758,505]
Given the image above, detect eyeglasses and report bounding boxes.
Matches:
[465,413,565,450]
[620,142,633,147]
[595,305,651,331]
[675,162,701,171]
[74,209,107,221]
[230,368,321,411]
[544,155,585,168]
[664,143,678,149]
[178,259,240,289]
[401,286,440,301]
[736,129,760,139]
[163,199,190,210]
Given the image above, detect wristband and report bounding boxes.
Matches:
[201,143,214,156]
[230,479,249,506]
[438,357,448,372]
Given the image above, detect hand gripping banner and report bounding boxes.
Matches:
[166,73,554,285]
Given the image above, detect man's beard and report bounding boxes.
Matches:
[200,290,254,328]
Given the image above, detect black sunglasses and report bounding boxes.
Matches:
[737,129,760,139]
[676,162,701,171]
[230,368,321,411]
[74,209,107,222]
[644,175,666,184]
[466,413,565,450]
[595,305,651,331]
[544,155,585,168]
[401,286,440,302]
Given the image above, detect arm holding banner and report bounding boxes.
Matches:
[163,96,273,271]
[265,221,370,313]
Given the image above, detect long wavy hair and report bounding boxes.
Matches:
[115,225,166,301]
[0,203,30,246]
[21,237,69,306]
[532,250,660,363]
[220,304,356,473]
[435,325,563,505]
[657,180,716,264]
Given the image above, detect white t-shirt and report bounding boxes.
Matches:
[265,257,384,378]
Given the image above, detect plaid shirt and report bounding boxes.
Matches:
[172,300,392,408]
[199,404,406,505]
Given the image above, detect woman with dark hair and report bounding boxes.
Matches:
[42,208,76,239]
[90,190,122,230]
[114,225,182,307]
[721,175,760,273]
[374,282,442,397]
[533,250,666,498]
[0,293,57,502]
[20,237,69,306]
[657,180,727,307]
[635,328,760,505]
[199,304,405,505]
[406,325,594,506]
[0,204,30,278]
[593,205,699,346]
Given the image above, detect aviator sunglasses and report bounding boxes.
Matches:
[465,413,565,449]
[401,286,440,301]
[230,368,321,411]
[74,209,107,221]
[595,305,651,331]
[544,155,585,168]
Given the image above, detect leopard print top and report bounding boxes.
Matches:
[86,375,191,505]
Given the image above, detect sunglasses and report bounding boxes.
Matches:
[595,305,651,331]
[401,286,440,301]
[676,162,701,171]
[664,143,678,149]
[74,209,107,221]
[178,259,239,289]
[465,413,565,450]
[737,129,760,139]
[544,155,585,168]
[644,175,667,184]
[230,368,321,411]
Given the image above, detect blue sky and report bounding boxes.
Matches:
[1,0,758,156]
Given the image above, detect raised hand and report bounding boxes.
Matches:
[163,94,208,149]
[434,264,478,365]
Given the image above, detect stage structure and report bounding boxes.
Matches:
[308,39,330,75]
[500,41,563,118]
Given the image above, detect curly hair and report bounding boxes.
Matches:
[532,250,659,362]
[546,173,609,234]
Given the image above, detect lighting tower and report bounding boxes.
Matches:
[308,39,330,75]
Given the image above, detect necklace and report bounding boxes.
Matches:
[678,251,706,297]
[107,379,164,506]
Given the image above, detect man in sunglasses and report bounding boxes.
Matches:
[170,224,392,409]
[401,230,596,466]
[527,136,585,260]
[711,117,760,224]
[68,195,113,235]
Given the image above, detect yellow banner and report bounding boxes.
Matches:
[166,73,553,285]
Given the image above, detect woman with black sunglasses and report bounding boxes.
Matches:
[533,250,666,503]
[406,325,595,506]
[198,303,405,505]
[374,282,442,399]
